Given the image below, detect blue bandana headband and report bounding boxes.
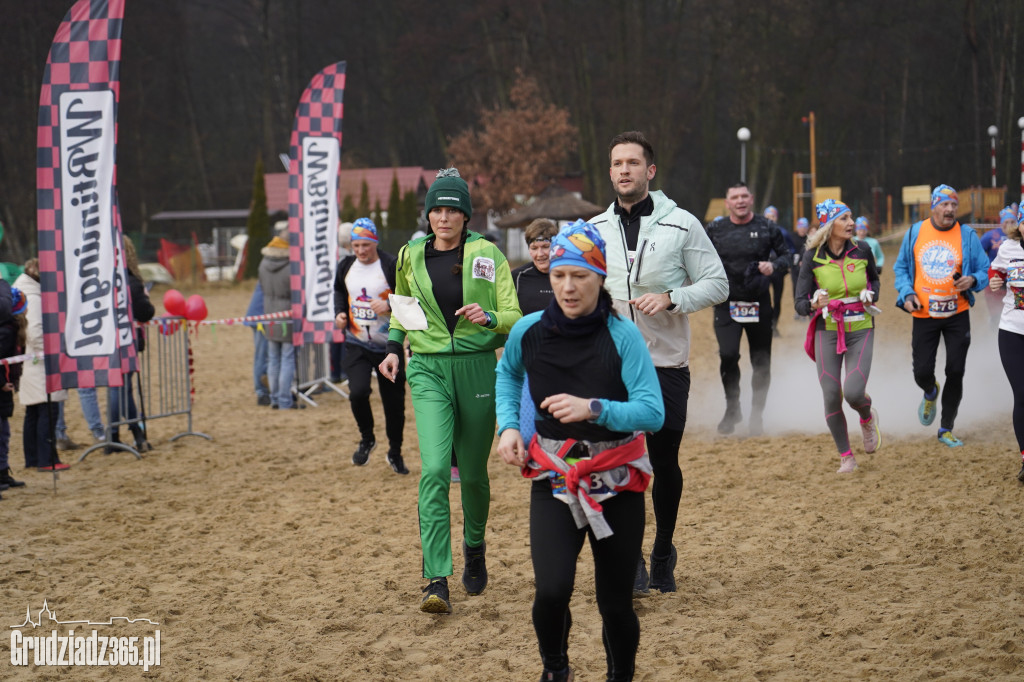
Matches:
[549,219,607,276]
[10,287,26,316]
[855,216,869,231]
[1000,206,1016,224]
[815,199,851,226]
[795,217,809,230]
[351,217,378,243]
[931,184,958,209]
[763,205,778,221]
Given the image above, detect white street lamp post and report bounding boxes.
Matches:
[737,127,751,184]
[988,125,998,188]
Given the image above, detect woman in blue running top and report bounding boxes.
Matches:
[496,220,664,682]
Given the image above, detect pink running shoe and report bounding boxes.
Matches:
[860,408,881,454]
[837,455,858,474]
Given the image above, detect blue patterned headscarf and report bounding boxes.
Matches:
[549,219,607,276]
[763,205,779,222]
[350,217,378,243]
[795,217,809,230]
[931,184,958,208]
[815,199,851,226]
[855,216,869,231]
[10,287,26,316]
[1000,206,1016,224]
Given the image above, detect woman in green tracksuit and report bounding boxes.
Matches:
[379,168,522,614]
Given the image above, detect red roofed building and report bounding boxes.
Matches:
[264,167,435,214]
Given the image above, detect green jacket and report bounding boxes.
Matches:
[388,231,522,354]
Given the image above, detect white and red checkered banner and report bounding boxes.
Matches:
[37,0,134,392]
[287,61,347,346]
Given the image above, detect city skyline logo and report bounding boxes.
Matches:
[10,599,160,629]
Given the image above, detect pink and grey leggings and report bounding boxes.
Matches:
[814,327,874,454]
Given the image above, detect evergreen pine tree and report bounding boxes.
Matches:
[386,173,402,233]
[340,195,357,222]
[244,157,270,279]
[357,180,371,218]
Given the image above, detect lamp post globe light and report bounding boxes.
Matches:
[988,125,998,188]
[737,127,751,183]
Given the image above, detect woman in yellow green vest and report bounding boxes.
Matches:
[795,199,882,474]
[379,168,522,614]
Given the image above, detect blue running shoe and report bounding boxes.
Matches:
[937,429,963,447]
[918,383,939,426]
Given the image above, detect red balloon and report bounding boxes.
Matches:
[184,294,208,322]
[163,289,186,317]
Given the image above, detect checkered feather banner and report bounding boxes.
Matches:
[287,61,347,346]
[37,0,134,392]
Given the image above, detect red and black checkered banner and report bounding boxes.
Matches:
[287,61,347,346]
[36,0,135,392]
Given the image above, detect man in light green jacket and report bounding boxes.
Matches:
[590,131,728,595]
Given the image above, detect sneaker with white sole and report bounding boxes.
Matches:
[937,430,963,448]
[837,454,858,474]
[420,578,452,614]
[387,449,409,475]
[860,408,881,454]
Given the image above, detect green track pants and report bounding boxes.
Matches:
[407,350,497,579]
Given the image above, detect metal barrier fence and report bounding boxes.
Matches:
[295,341,348,407]
[80,320,210,460]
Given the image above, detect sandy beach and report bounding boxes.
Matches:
[2,269,1021,680]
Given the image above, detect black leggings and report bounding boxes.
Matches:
[530,481,644,682]
[648,368,688,558]
[998,329,1024,452]
[713,298,774,418]
[911,313,971,431]
[342,343,405,448]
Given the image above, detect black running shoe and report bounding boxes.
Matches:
[649,545,678,593]
[352,439,375,466]
[633,555,650,596]
[1017,461,1024,484]
[539,667,574,682]
[387,449,409,475]
[420,578,452,614]
[462,541,488,595]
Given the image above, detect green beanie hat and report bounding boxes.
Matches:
[425,168,472,219]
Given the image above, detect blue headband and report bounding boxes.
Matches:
[351,217,378,243]
[549,219,607,276]
[815,199,851,226]
[1000,207,1016,224]
[931,184,958,208]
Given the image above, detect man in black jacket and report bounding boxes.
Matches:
[333,218,408,474]
[706,183,791,436]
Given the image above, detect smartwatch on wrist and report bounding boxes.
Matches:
[588,398,603,422]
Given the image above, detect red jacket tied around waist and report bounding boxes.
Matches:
[522,433,651,540]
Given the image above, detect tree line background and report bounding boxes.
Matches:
[1,0,1021,263]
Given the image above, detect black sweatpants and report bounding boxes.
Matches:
[713,296,774,419]
[911,312,971,431]
[530,481,644,681]
[998,328,1024,452]
[341,343,405,449]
